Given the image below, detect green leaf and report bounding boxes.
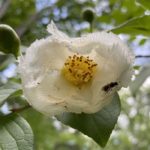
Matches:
[56,93,121,147]
[130,67,150,95]
[0,114,33,150]
[139,38,147,45]
[111,15,150,36]
[0,89,18,106]
[0,54,14,71]
[136,0,150,10]
[21,108,90,150]
[0,24,20,58]
[0,83,22,106]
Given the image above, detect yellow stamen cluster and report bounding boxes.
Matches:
[61,54,97,86]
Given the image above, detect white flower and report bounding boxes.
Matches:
[19,22,134,115]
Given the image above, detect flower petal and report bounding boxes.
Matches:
[47,21,69,40]
[19,37,70,88]
[22,70,92,115]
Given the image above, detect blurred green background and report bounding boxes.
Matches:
[0,0,150,149]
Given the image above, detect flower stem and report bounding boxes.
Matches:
[90,22,93,33]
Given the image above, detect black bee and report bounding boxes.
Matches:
[102,82,118,92]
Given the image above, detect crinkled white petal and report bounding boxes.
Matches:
[19,37,71,88]
[47,21,69,40]
[19,22,134,116]
[22,70,93,115]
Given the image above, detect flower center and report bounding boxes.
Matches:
[61,54,97,86]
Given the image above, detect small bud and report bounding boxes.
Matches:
[0,24,20,58]
[82,8,95,24]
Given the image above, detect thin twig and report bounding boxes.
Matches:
[135,55,150,58]
[0,0,11,20]
[16,6,52,37]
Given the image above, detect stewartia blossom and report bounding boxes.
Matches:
[19,22,134,115]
